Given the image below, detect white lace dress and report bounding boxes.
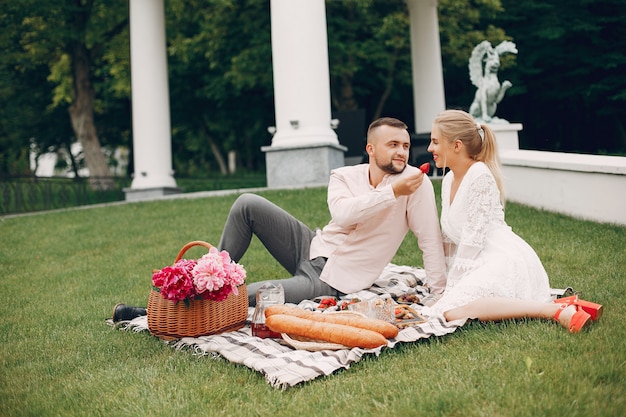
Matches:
[423,162,552,318]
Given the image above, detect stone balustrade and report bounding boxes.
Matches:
[495,124,626,226]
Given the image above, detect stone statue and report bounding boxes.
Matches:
[468,40,518,123]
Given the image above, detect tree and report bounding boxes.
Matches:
[438,0,511,110]
[0,3,73,176]
[7,0,621,188]
[324,0,507,131]
[493,0,626,154]
[166,0,274,175]
[0,0,130,188]
[326,0,413,121]
[63,1,130,188]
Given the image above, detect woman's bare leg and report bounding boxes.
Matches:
[443,297,561,322]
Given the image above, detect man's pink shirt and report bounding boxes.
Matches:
[309,164,447,294]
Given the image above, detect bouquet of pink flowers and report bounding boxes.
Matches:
[152,247,246,303]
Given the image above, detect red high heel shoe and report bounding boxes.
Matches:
[554,295,603,321]
[554,304,591,333]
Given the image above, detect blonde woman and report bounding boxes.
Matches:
[424,109,602,332]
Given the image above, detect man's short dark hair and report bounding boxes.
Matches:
[367,117,408,139]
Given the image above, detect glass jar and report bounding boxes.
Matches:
[251,283,284,338]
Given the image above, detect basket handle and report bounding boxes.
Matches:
[174,241,214,263]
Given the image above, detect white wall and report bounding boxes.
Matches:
[500,149,626,226]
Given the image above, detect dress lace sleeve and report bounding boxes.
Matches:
[448,172,499,278]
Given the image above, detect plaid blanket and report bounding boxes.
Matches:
[114,264,468,389]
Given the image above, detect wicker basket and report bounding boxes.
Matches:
[147,241,249,341]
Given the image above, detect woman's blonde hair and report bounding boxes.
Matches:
[433,109,505,205]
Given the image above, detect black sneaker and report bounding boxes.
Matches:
[112,303,147,322]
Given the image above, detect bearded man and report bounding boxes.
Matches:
[112,118,447,321]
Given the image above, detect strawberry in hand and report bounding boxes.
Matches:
[419,162,431,174]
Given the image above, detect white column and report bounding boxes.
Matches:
[128,0,177,192]
[269,0,338,148]
[406,0,446,134]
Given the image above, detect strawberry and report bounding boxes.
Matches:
[317,298,337,308]
[419,162,430,174]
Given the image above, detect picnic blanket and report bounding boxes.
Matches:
[111,264,468,389]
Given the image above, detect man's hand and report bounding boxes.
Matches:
[392,171,424,197]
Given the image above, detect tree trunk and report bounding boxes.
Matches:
[68,43,114,191]
[65,143,81,178]
[337,74,359,112]
[373,47,399,120]
[207,135,228,175]
[200,118,228,175]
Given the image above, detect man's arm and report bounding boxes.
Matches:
[326,170,397,228]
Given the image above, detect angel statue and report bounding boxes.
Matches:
[468,40,518,123]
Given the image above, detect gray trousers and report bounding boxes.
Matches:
[218,193,340,306]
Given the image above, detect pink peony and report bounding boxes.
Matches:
[193,247,246,301]
[151,259,198,302]
[225,263,246,287]
[152,247,246,303]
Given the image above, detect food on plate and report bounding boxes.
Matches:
[393,304,426,329]
[396,318,426,329]
[317,297,337,309]
[265,314,388,349]
[394,304,421,320]
[339,298,360,310]
[396,294,420,304]
[264,304,399,339]
[347,298,394,322]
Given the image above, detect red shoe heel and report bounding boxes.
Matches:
[554,304,591,333]
[554,295,603,321]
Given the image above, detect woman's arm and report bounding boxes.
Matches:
[447,172,499,278]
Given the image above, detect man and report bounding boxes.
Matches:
[112,117,446,320]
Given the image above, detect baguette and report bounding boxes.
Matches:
[265,314,388,349]
[264,304,398,339]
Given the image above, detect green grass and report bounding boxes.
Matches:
[1,184,625,417]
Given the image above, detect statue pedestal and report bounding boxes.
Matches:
[489,123,522,151]
[262,142,346,188]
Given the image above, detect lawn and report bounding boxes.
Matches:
[1,184,624,417]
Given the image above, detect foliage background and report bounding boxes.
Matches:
[1,0,625,179]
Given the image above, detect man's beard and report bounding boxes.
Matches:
[377,158,406,175]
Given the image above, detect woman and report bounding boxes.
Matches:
[423,109,602,333]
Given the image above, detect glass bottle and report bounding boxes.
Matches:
[251,283,284,338]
